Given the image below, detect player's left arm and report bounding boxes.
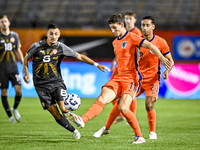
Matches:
[76,53,110,72]
[163,53,174,79]
[15,47,24,65]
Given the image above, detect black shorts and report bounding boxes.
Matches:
[0,70,21,89]
[35,81,67,110]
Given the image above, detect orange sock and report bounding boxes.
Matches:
[123,110,143,137]
[81,101,105,123]
[147,109,156,133]
[130,98,137,115]
[105,103,120,130]
[112,99,117,105]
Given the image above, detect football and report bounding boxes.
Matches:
[64,93,81,111]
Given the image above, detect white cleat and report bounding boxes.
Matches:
[11,108,21,122]
[9,116,16,123]
[69,112,85,128]
[63,112,70,118]
[73,129,81,139]
[149,131,157,139]
[132,136,146,144]
[93,126,110,138]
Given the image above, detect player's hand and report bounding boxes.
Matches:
[97,64,111,72]
[23,74,30,84]
[160,56,172,70]
[163,70,169,80]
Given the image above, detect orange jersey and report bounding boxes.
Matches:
[113,31,145,76]
[110,27,142,79]
[129,26,143,37]
[139,34,170,83]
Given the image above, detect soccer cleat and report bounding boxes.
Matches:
[73,129,81,139]
[9,116,16,123]
[149,131,157,139]
[93,126,110,138]
[69,112,85,128]
[113,116,125,124]
[63,112,70,118]
[132,136,146,144]
[11,108,21,122]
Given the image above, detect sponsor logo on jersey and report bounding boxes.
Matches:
[53,49,57,54]
[10,37,15,43]
[122,41,127,49]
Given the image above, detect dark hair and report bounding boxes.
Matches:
[0,15,9,20]
[47,23,60,30]
[125,11,136,18]
[108,14,124,24]
[142,16,155,24]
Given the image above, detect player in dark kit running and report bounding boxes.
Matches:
[0,15,24,123]
[23,23,110,139]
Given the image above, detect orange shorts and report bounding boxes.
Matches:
[103,74,139,99]
[136,80,160,99]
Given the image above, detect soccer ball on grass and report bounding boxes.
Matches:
[64,93,81,111]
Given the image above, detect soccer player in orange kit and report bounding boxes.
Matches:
[68,14,172,144]
[93,16,174,140]
[111,11,142,123]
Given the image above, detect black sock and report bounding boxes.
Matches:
[13,95,21,109]
[56,116,75,132]
[1,96,12,117]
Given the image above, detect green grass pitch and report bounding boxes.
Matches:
[0,97,200,150]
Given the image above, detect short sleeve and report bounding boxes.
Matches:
[15,33,21,49]
[130,33,145,47]
[61,43,78,58]
[160,38,170,55]
[26,42,39,59]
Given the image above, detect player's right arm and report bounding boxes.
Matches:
[22,42,38,84]
[141,40,172,70]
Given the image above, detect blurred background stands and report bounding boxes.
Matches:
[0,0,199,30]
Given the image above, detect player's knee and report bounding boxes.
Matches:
[16,91,22,96]
[97,95,107,105]
[118,105,128,114]
[146,103,154,111]
[15,88,22,96]
[1,89,8,96]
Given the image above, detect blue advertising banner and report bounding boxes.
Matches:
[173,35,200,61]
[5,62,112,98]
[3,62,200,99]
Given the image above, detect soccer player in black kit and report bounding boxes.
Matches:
[0,15,24,123]
[23,23,110,139]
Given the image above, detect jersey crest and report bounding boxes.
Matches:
[10,37,15,43]
[53,49,58,54]
[122,41,127,49]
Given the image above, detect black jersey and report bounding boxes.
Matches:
[26,39,78,86]
[0,31,21,73]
